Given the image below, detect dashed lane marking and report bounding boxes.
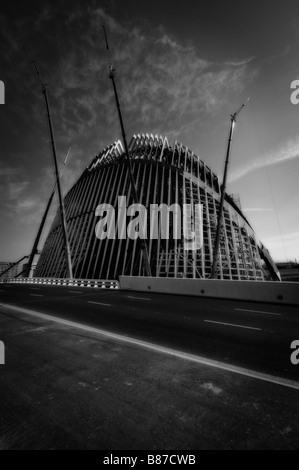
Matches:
[1,302,298,391]
[127,296,151,301]
[235,308,281,316]
[88,301,112,307]
[204,319,262,331]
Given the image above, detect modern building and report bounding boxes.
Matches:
[35,134,280,281]
[0,261,23,279]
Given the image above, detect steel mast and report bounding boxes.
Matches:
[211,100,249,279]
[102,25,152,277]
[33,62,73,279]
[24,148,71,278]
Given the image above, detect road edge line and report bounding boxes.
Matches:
[1,302,298,391]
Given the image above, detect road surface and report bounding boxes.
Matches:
[0,283,298,382]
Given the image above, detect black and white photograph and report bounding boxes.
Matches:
[0,0,298,452]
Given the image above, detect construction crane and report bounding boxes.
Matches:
[211,100,249,279]
[102,25,151,277]
[23,148,72,278]
[33,61,73,279]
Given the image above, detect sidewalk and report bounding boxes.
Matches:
[0,304,298,450]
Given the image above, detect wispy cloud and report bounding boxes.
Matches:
[229,134,299,182]
[7,181,29,200]
[224,57,255,67]
[0,4,259,254]
[34,5,55,31]
[0,161,55,226]
[261,231,299,261]
[0,165,22,177]
[266,45,290,63]
[1,3,258,164]
[39,5,257,162]
[262,231,299,249]
[243,208,273,213]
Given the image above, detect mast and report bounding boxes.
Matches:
[33,62,73,279]
[211,100,248,279]
[102,25,152,277]
[24,187,55,278]
[24,148,72,278]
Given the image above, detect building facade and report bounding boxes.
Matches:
[0,261,24,279]
[35,134,280,281]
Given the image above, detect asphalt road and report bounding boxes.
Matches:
[0,283,299,382]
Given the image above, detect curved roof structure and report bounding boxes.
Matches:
[35,133,280,281]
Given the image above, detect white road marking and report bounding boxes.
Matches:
[235,308,281,316]
[68,290,83,294]
[204,319,261,331]
[0,302,298,391]
[88,301,111,307]
[128,295,151,301]
[29,294,44,297]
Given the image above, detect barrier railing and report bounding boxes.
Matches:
[0,277,119,289]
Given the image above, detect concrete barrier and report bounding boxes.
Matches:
[119,276,299,306]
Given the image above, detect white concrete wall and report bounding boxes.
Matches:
[119,276,299,306]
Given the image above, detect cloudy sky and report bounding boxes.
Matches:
[0,0,299,263]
